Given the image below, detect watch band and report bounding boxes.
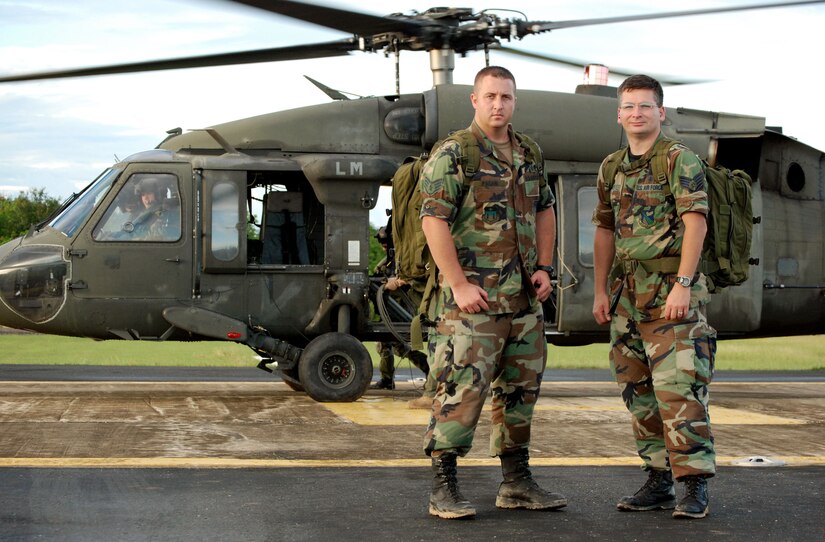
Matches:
[537,265,556,278]
[675,275,693,287]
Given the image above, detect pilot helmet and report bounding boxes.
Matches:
[134,177,163,199]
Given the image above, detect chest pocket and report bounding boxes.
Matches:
[522,166,542,198]
[630,174,672,230]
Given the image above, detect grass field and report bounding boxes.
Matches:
[0,332,822,371]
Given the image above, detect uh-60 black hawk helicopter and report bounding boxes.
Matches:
[0,0,823,402]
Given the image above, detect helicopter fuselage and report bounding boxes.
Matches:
[0,83,822,399]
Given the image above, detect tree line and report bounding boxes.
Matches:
[0,189,61,244]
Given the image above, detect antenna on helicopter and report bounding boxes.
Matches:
[304,76,353,101]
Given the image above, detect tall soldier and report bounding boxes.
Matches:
[419,65,566,519]
[592,74,717,519]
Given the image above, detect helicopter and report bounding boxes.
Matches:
[0,0,823,402]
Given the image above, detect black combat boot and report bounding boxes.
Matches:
[429,453,476,519]
[369,377,394,390]
[495,448,568,510]
[617,469,676,511]
[672,475,709,519]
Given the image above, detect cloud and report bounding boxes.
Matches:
[0,0,823,212]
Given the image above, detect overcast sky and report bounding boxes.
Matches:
[1,0,823,226]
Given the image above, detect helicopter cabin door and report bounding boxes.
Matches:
[67,164,192,334]
[554,173,604,336]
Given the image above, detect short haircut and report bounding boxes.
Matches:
[474,66,516,91]
[617,74,663,106]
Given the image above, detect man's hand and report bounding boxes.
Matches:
[452,282,489,314]
[385,277,407,291]
[530,270,554,303]
[664,284,691,320]
[592,292,612,325]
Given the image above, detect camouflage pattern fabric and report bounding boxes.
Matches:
[419,121,552,457]
[376,341,403,381]
[593,138,710,321]
[420,122,554,315]
[609,307,716,479]
[423,297,546,457]
[594,137,717,478]
[131,204,177,241]
[376,341,429,381]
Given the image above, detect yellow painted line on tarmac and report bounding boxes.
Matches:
[323,398,806,426]
[710,406,805,425]
[1,456,824,469]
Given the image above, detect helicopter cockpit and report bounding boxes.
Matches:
[93,173,182,243]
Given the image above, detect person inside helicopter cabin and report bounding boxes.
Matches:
[371,225,430,391]
[592,74,717,520]
[130,176,176,241]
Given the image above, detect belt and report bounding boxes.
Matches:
[611,256,681,280]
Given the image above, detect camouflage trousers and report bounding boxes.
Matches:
[609,306,717,479]
[423,303,546,458]
[376,342,429,381]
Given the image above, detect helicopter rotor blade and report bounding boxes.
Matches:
[493,46,711,86]
[0,39,358,83]
[2,0,823,84]
[229,0,431,37]
[518,0,825,35]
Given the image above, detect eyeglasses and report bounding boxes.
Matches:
[619,102,659,112]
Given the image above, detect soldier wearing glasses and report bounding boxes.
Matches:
[592,74,717,519]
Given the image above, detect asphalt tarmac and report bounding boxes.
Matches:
[1,365,823,541]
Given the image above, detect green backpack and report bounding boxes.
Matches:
[391,129,479,288]
[390,130,478,349]
[602,137,758,293]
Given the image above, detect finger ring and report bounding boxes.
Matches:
[677,311,683,316]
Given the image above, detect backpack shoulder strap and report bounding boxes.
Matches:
[514,131,543,167]
[602,147,626,191]
[649,137,677,186]
[444,128,481,179]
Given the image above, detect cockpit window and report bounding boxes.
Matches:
[48,168,119,238]
[93,173,182,242]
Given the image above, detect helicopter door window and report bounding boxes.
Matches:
[210,181,241,262]
[92,173,182,242]
[577,187,597,267]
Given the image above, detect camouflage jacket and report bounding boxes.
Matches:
[592,136,711,321]
[420,121,554,314]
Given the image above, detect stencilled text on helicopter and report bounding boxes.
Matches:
[335,161,364,176]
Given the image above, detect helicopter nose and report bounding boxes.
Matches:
[0,242,69,326]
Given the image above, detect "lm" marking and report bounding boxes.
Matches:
[335,161,364,176]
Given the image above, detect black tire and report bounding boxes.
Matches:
[298,332,372,402]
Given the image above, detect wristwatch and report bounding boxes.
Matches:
[537,265,556,278]
[675,275,692,287]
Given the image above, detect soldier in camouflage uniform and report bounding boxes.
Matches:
[419,66,566,519]
[592,75,717,520]
[371,227,430,390]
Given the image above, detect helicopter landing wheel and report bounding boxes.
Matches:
[298,332,372,402]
